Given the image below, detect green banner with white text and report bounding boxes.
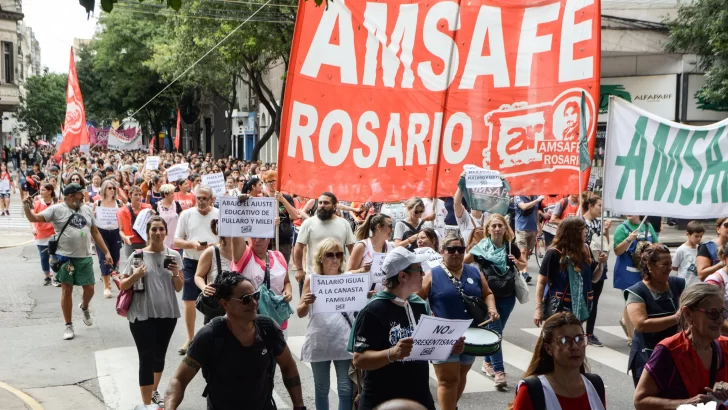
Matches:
[603,97,728,218]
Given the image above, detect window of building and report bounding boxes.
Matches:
[3,42,14,84]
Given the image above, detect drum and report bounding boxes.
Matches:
[462,327,502,356]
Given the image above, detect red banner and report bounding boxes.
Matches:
[278,0,600,201]
[57,48,89,158]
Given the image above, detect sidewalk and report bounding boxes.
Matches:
[0,382,37,410]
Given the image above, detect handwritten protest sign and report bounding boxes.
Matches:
[408,316,471,361]
[166,163,189,183]
[310,273,370,314]
[218,196,276,238]
[464,166,503,189]
[0,179,9,191]
[202,173,226,197]
[132,209,153,241]
[414,247,443,271]
[95,207,119,228]
[145,156,160,171]
[370,252,387,284]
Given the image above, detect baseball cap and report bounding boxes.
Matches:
[63,183,84,196]
[381,247,430,279]
[49,166,59,172]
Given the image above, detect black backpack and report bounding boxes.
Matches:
[473,254,517,298]
[523,373,605,408]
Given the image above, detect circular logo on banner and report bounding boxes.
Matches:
[466,277,475,285]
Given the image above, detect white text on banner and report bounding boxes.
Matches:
[218,196,276,238]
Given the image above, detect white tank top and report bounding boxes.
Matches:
[231,247,287,295]
[95,200,120,230]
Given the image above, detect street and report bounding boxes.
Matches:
[0,196,640,410]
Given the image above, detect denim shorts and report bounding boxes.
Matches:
[432,353,476,366]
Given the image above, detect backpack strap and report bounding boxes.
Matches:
[522,376,545,410]
[583,373,605,405]
[202,316,228,398]
[214,246,222,278]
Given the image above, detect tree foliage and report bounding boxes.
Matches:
[79,0,322,14]
[16,71,67,139]
[666,0,728,109]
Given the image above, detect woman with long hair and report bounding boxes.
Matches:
[146,174,164,207]
[634,283,728,408]
[118,186,152,267]
[510,312,605,410]
[697,217,728,281]
[417,234,499,410]
[346,213,394,295]
[92,180,123,298]
[86,172,103,203]
[297,238,354,410]
[394,197,425,251]
[242,177,264,197]
[173,178,196,211]
[534,216,606,327]
[153,184,182,250]
[34,183,57,286]
[16,160,29,202]
[581,193,611,347]
[194,219,233,324]
[119,216,183,408]
[464,213,527,387]
[624,243,683,387]
[0,161,15,215]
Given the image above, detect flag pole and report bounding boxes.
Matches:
[600,96,615,253]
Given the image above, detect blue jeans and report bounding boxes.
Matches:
[310,359,353,410]
[484,295,517,373]
[37,245,50,274]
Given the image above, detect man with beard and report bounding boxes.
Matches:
[293,192,355,295]
[22,183,114,340]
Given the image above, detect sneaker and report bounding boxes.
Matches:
[103,288,112,298]
[178,340,190,355]
[52,278,62,287]
[79,303,93,326]
[63,324,74,340]
[587,334,603,347]
[481,361,495,377]
[494,371,507,388]
[151,391,164,407]
[43,277,52,286]
[522,272,532,283]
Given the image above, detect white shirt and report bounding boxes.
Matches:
[296,216,355,276]
[422,198,447,238]
[174,207,220,260]
[673,244,700,287]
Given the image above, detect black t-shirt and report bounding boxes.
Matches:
[352,299,435,410]
[187,316,287,410]
[278,193,294,245]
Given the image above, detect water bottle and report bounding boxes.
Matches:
[132,252,145,293]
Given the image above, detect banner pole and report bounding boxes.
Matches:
[600,96,615,253]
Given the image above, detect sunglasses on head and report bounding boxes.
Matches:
[445,246,466,254]
[693,307,728,321]
[230,290,261,305]
[325,251,344,259]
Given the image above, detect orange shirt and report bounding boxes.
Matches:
[174,192,196,211]
[33,200,55,240]
[117,203,152,244]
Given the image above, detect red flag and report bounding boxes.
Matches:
[56,49,89,159]
[175,107,181,151]
[149,136,155,155]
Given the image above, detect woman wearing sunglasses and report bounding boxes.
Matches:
[624,243,683,387]
[697,218,728,281]
[416,234,499,410]
[394,197,427,252]
[702,242,728,330]
[92,180,123,298]
[194,219,232,323]
[534,217,606,327]
[298,238,354,410]
[509,312,605,410]
[347,213,395,296]
[464,213,527,388]
[119,216,183,408]
[634,283,728,409]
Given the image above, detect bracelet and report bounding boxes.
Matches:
[387,348,394,363]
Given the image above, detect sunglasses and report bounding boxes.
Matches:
[107,187,116,190]
[445,246,466,254]
[722,223,728,229]
[552,334,588,348]
[693,307,728,321]
[414,210,424,215]
[325,252,344,259]
[229,290,261,305]
[71,178,80,181]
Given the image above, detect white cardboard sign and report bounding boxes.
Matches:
[201,173,226,197]
[218,196,276,238]
[464,166,503,189]
[408,316,471,361]
[166,163,190,183]
[145,156,160,170]
[414,247,443,271]
[95,206,118,227]
[132,209,153,241]
[310,273,370,314]
[369,252,387,284]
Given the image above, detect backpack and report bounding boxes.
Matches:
[703,241,720,266]
[401,221,423,251]
[523,373,605,409]
[201,316,280,410]
[473,255,517,298]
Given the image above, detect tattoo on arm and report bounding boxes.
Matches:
[283,375,301,389]
[182,356,200,371]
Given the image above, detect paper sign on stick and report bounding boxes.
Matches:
[408,316,471,361]
[132,209,153,241]
[202,173,226,197]
[370,252,387,284]
[145,156,160,170]
[217,196,276,238]
[95,207,118,228]
[166,163,189,183]
[310,273,370,314]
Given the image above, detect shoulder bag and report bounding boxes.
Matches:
[195,246,226,319]
[257,251,294,326]
[441,262,490,326]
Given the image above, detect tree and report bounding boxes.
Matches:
[146,0,295,160]
[78,0,324,14]
[16,71,67,140]
[666,0,728,109]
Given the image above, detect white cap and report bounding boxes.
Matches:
[381,247,430,278]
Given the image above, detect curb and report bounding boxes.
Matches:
[0,238,34,249]
[0,381,44,410]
